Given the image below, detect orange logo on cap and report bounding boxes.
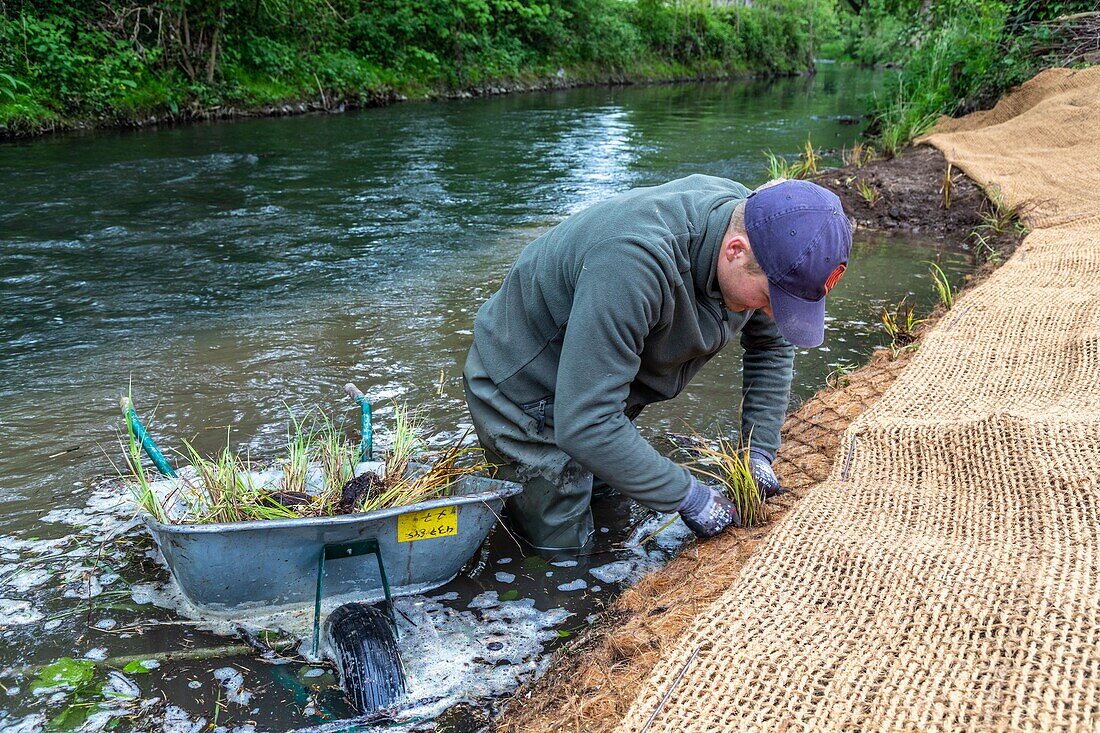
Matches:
[824,264,846,294]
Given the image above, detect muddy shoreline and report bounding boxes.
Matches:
[0,67,799,142]
[490,143,1023,733]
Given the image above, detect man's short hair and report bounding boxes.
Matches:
[731,178,788,235]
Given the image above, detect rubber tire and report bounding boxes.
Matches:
[324,602,406,713]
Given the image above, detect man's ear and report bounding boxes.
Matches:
[724,232,751,262]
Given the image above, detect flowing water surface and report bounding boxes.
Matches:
[0,67,967,731]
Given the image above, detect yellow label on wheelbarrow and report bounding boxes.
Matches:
[397,506,458,542]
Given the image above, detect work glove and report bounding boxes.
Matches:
[749,449,785,498]
[677,476,741,538]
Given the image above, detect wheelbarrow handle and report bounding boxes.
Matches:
[344,383,365,401]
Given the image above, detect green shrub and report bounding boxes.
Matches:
[1,0,821,133]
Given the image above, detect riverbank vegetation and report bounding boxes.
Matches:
[841,1,1098,154]
[0,0,835,135]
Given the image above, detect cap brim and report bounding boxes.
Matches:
[767,282,826,348]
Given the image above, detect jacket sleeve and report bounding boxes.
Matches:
[553,243,693,513]
[739,308,794,461]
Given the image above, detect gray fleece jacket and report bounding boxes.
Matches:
[471,174,794,510]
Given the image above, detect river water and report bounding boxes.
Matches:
[0,67,966,731]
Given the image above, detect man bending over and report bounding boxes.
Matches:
[463,176,852,552]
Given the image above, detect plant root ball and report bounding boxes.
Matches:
[339,471,382,514]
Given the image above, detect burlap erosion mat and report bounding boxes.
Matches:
[614,67,1100,732]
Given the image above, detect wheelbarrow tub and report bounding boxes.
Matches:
[143,470,521,616]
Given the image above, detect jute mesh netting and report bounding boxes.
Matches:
[613,67,1100,733]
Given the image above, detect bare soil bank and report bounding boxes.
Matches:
[490,143,1023,733]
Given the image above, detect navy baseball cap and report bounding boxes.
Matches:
[744,180,852,348]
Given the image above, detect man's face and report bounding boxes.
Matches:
[716,233,773,319]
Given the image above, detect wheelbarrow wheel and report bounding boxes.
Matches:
[324,602,406,713]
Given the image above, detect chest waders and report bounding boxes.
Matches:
[463,345,595,553]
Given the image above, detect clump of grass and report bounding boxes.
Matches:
[970,230,1003,266]
[688,435,766,528]
[855,178,882,207]
[762,136,820,180]
[977,183,1026,235]
[282,408,312,496]
[881,297,922,351]
[313,416,358,513]
[763,150,800,180]
[179,435,299,524]
[797,136,819,177]
[927,262,956,309]
[359,433,489,514]
[121,398,489,525]
[843,142,875,168]
[826,361,857,389]
[941,162,955,209]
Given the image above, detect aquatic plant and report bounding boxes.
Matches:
[668,431,766,529]
[977,183,1026,235]
[762,136,820,181]
[359,434,489,514]
[180,436,299,524]
[826,361,857,389]
[970,230,1003,266]
[844,142,875,168]
[797,136,820,178]
[687,435,766,528]
[313,415,358,512]
[855,178,882,207]
[121,396,489,524]
[927,262,956,310]
[282,408,313,496]
[763,150,799,180]
[941,162,955,209]
[881,297,921,351]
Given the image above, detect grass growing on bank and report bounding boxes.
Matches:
[863,1,1098,156]
[927,262,956,310]
[0,0,833,135]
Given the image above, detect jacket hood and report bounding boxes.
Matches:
[692,196,741,304]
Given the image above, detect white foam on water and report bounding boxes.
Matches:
[213,667,252,706]
[467,591,500,610]
[494,572,515,584]
[385,595,570,727]
[0,599,43,625]
[83,647,109,661]
[550,559,578,568]
[2,568,52,592]
[589,560,634,585]
[0,712,45,732]
[103,671,140,700]
[162,705,207,733]
[556,579,587,592]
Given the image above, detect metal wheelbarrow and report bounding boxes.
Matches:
[122,384,521,713]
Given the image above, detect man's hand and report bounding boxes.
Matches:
[749,449,785,498]
[677,477,741,538]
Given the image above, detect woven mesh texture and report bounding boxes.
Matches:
[614,68,1100,733]
[921,67,1100,229]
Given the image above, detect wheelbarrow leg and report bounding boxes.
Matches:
[312,539,396,657]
